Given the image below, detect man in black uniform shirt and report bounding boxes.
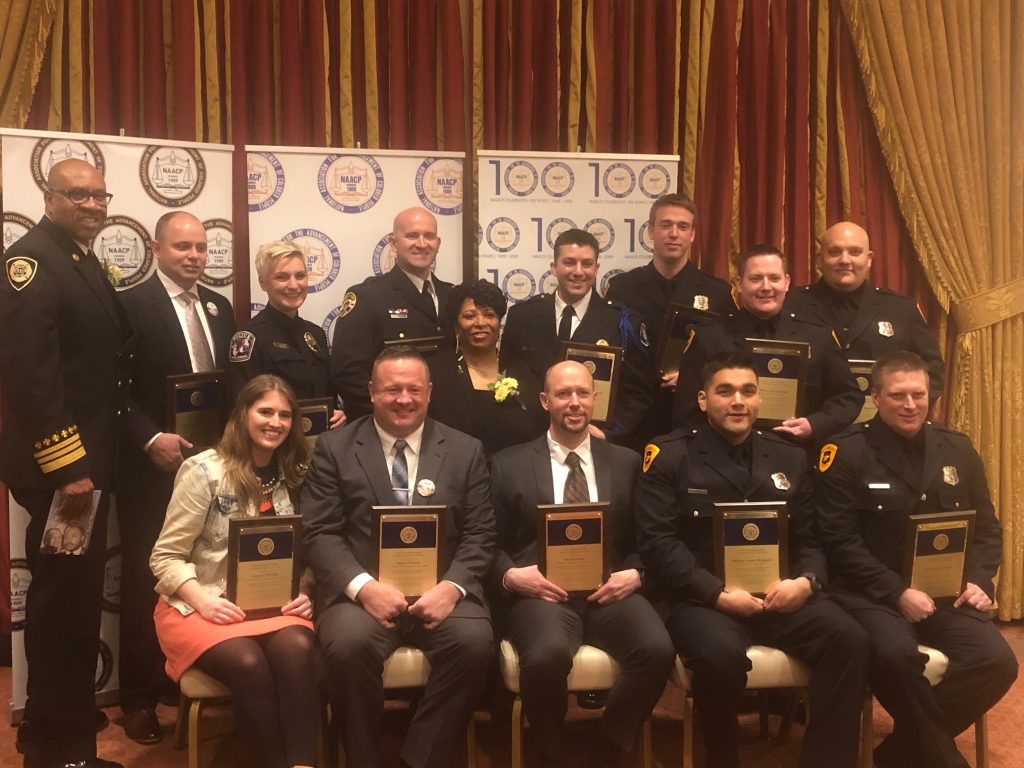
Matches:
[673,245,861,444]
[0,159,133,768]
[815,352,1016,768]
[490,361,674,768]
[787,221,944,403]
[605,194,734,447]
[330,206,453,419]
[635,353,867,768]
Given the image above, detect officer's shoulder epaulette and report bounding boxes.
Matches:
[785,311,826,328]
[522,292,549,305]
[832,421,869,443]
[754,428,794,447]
[927,421,969,441]
[874,285,917,305]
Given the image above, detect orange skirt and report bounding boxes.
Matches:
[154,599,314,682]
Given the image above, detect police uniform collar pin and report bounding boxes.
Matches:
[206,301,219,317]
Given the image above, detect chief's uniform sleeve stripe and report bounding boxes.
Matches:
[37,442,87,473]
[33,434,84,460]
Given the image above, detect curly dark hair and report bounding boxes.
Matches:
[445,278,508,327]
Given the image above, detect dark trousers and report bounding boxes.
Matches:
[665,595,868,768]
[503,594,674,765]
[837,598,1018,768]
[317,599,493,768]
[15,487,110,766]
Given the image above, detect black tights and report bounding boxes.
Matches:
[194,625,318,768]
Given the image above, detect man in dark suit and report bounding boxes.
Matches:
[0,159,133,768]
[673,245,861,445]
[635,353,868,768]
[815,352,1016,768]
[605,194,734,448]
[786,221,944,403]
[330,207,453,420]
[489,361,674,768]
[301,346,495,768]
[117,211,235,742]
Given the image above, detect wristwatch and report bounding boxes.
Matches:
[800,572,823,594]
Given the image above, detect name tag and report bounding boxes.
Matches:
[687,488,708,495]
[868,483,891,490]
[272,341,290,349]
[389,308,409,319]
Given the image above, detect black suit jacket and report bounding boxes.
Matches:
[0,217,134,490]
[300,415,496,611]
[119,273,235,498]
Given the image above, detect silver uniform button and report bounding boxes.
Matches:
[693,511,699,517]
[920,493,927,501]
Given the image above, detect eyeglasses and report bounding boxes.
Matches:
[49,187,114,205]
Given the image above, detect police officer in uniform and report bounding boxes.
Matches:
[815,351,1016,768]
[228,240,344,428]
[635,353,868,768]
[0,159,133,768]
[674,245,861,445]
[786,221,944,403]
[605,194,733,448]
[330,207,452,420]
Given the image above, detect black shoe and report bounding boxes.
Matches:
[576,690,608,709]
[16,719,31,754]
[95,709,109,733]
[119,708,163,744]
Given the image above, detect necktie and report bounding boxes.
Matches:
[563,451,590,503]
[422,280,438,321]
[179,293,215,372]
[558,305,576,341]
[392,439,410,505]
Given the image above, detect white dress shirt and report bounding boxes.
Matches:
[553,289,593,339]
[547,431,598,503]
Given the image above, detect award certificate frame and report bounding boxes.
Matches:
[297,397,333,451]
[226,514,302,620]
[655,303,718,377]
[744,339,810,426]
[713,501,788,597]
[166,371,226,452]
[849,359,877,423]
[537,502,610,598]
[372,505,447,602]
[384,335,445,355]
[903,510,975,602]
[560,342,622,426]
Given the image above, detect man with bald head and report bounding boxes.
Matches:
[489,361,673,768]
[331,206,454,419]
[786,221,944,402]
[1,159,133,767]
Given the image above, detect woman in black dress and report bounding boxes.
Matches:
[427,279,547,456]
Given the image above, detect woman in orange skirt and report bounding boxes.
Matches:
[150,375,318,768]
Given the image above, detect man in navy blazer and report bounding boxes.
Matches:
[118,211,235,742]
[301,346,495,768]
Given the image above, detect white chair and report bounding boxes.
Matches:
[499,639,653,768]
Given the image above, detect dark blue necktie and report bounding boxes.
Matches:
[392,438,410,505]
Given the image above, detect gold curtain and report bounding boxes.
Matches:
[841,0,1024,619]
[0,0,57,127]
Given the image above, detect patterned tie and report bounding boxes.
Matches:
[558,305,575,341]
[178,292,215,372]
[563,451,590,503]
[392,438,410,505]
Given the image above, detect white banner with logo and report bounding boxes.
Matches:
[246,146,464,342]
[476,150,679,303]
[1,127,233,719]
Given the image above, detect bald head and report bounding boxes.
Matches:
[389,207,440,279]
[44,159,108,243]
[541,361,596,446]
[819,221,873,292]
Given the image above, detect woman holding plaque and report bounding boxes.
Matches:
[150,375,318,768]
[427,279,547,456]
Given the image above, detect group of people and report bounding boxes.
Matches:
[0,158,1016,768]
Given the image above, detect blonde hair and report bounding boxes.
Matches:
[254,240,305,284]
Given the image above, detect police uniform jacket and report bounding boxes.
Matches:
[814,417,1001,611]
[635,423,826,610]
[673,309,862,441]
[786,281,944,401]
[0,216,135,490]
[228,304,331,400]
[330,267,452,419]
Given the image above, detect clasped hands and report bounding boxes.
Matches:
[715,577,813,617]
[357,579,461,630]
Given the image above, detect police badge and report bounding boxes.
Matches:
[771,472,791,491]
[878,321,894,337]
[693,295,709,311]
[942,465,960,486]
[303,331,319,352]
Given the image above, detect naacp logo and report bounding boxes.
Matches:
[251,302,267,316]
[10,558,30,631]
[200,218,233,287]
[140,145,206,206]
[602,163,636,198]
[31,139,105,191]
[371,233,397,275]
[283,228,341,294]
[318,154,384,213]
[504,160,539,196]
[502,269,536,304]
[95,639,113,692]
[639,163,672,198]
[3,211,35,251]
[584,218,616,252]
[416,157,463,215]
[102,545,121,613]
[545,217,577,250]
[93,215,153,288]
[476,223,483,246]
[539,270,559,295]
[486,217,521,253]
[248,152,286,212]
[638,221,655,253]
[541,161,575,197]
[600,269,624,295]
[322,304,344,351]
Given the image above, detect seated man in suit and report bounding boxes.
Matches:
[673,244,861,445]
[636,353,868,768]
[815,351,1017,768]
[301,346,495,768]
[490,361,674,768]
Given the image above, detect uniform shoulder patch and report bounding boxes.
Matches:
[6,257,38,291]
[642,443,660,473]
[339,291,358,318]
[229,331,256,362]
[818,442,838,473]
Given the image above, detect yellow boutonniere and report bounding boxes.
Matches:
[101,258,122,286]
[489,376,522,407]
